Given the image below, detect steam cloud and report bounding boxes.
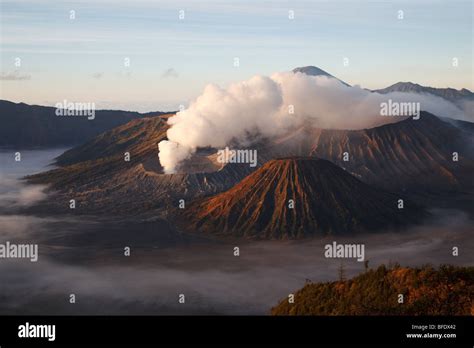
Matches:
[159,71,466,173]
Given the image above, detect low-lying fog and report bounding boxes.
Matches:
[0,149,472,315]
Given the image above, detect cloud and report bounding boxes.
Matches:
[0,71,31,80]
[0,215,56,241]
[161,68,178,79]
[0,209,471,314]
[158,71,466,173]
[0,176,48,207]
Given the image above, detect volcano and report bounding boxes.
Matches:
[292,66,351,86]
[180,158,426,239]
[27,111,474,216]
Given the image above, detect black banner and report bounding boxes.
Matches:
[0,316,472,346]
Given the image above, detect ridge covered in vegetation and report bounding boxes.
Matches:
[271,265,474,315]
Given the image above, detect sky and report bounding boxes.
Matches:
[0,0,472,112]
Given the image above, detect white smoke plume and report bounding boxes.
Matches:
[158,71,466,173]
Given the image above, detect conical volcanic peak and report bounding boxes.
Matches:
[292,66,350,86]
[180,157,426,239]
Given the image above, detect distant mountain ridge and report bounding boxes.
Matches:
[0,100,168,147]
[293,67,473,108]
[373,82,474,106]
